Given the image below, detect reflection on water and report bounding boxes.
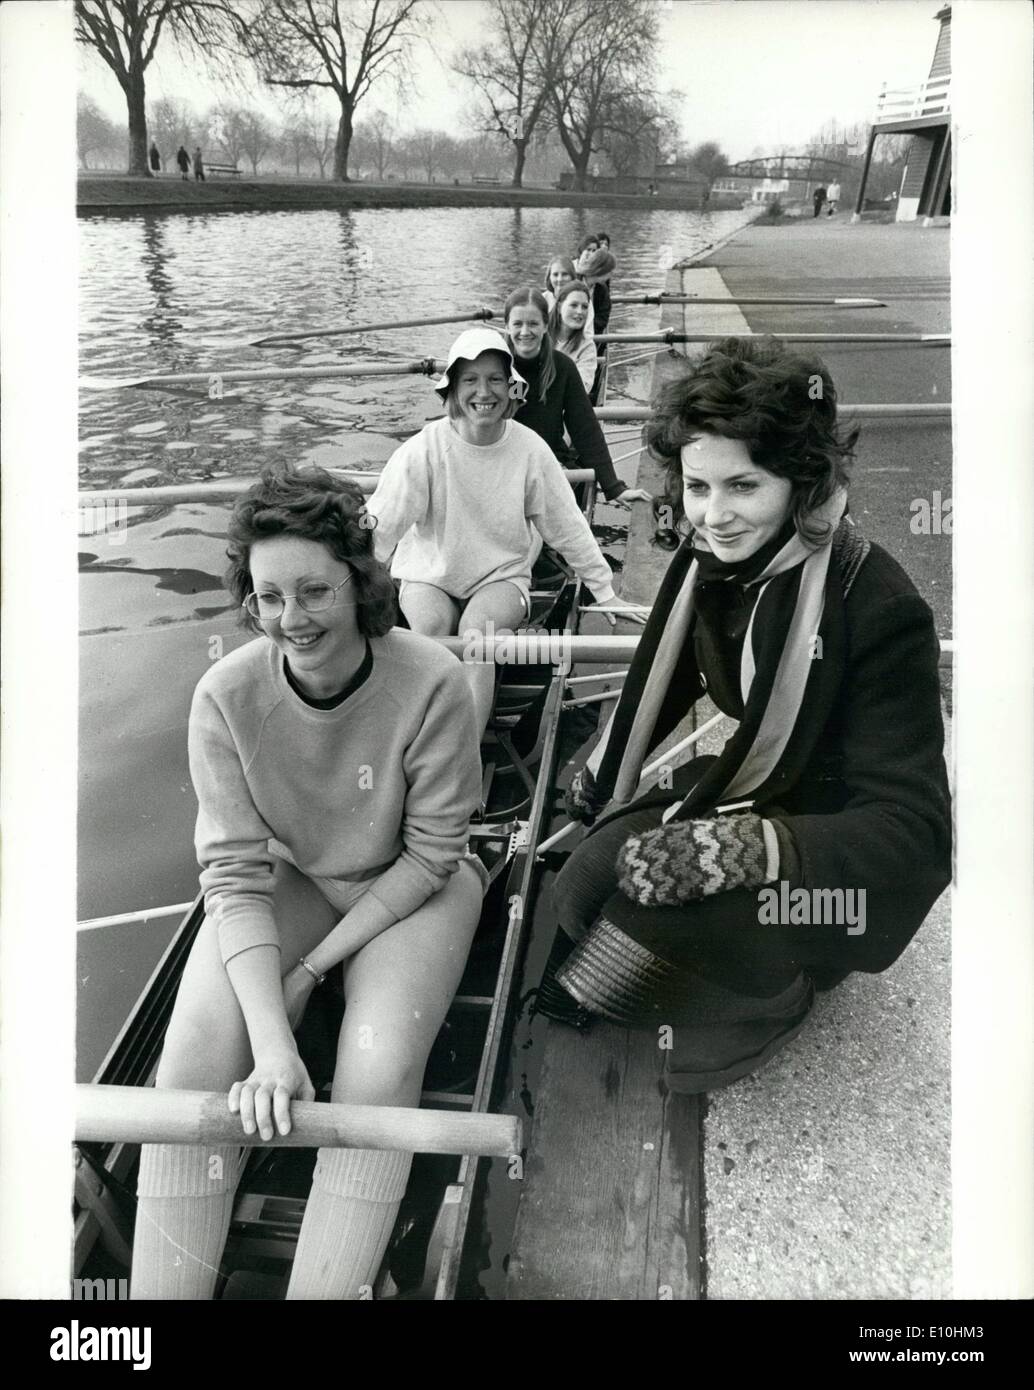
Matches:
[79,205,751,489]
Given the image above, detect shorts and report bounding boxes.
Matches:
[398,576,532,621]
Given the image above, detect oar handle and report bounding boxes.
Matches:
[75,1084,521,1158]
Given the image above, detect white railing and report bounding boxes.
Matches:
[875,75,950,125]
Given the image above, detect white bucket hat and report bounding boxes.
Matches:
[433,327,528,403]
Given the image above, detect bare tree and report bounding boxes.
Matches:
[148,95,197,163]
[77,95,125,169]
[687,140,728,196]
[305,116,338,178]
[74,1,245,175]
[207,103,248,167]
[280,112,312,175]
[245,0,431,182]
[544,0,661,192]
[601,92,679,180]
[404,128,455,182]
[356,111,395,180]
[453,0,557,188]
[238,108,274,174]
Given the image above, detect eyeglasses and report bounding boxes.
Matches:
[244,574,354,620]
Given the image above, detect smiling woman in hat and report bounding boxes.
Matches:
[365,327,617,728]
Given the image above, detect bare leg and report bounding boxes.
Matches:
[286,862,483,1300]
[398,581,460,636]
[131,862,337,1299]
[458,581,527,734]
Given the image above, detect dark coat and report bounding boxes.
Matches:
[513,347,624,500]
[600,538,952,977]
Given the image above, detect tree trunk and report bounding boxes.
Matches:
[333,104,353,182]
[511,138,527,188]
[571,154,590,192]
[124,65,151,177]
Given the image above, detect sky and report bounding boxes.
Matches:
[77,0,946,163]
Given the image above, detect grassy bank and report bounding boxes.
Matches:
[78,173,723,216]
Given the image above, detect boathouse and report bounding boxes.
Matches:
[854,4,951,223]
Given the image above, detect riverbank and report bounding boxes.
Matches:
[77,173,725,216]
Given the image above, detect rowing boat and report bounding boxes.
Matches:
[73,341,619,1300]
[75,259,951,1300]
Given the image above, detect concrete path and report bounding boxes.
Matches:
[617,216,952,1298]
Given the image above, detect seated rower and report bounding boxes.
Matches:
[543,255,595,336]
[548,279,597,394]
[364,327,618,731]
[575,234,615,339]
[504,287,650,506]
[131,464,486,1301]
[540,337,952,1095]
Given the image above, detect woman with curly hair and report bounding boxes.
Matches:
[130,463,486,1300]
[538,337,951,1093]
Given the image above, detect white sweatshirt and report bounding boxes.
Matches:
[366,416,616,605]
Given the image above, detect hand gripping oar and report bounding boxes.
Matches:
[80,359,445,392]
[253,307,499,348]
[75,1084,521,1158]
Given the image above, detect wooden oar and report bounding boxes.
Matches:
[610,295,887,308]
[75,1084,521,1158]
[253,308,499,348]
[81,359,446,393]
[78,469,597,508]
[596,402,951,422]
[595,331,951,346]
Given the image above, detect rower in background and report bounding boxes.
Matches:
[504,287,650,506]
[543,255,595,337]
[365,327,619,732]
[548,280,598,394]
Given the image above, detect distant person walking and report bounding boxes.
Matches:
[149,142,161,174]
[176,145,190,180]
[826,181,841,215]
[812,186,827,218]
[194,147,205,182]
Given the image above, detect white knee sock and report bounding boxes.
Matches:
[286,1147,412,1301]
[131,1143,242,1300]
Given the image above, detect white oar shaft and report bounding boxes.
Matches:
[75,1084,520,1158]
[535,712,729,857]
[81,360,446,391]
[596,403,951,421]
[79,468,596,509]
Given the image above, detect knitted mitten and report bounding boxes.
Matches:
[564,765,608,825]
[618,813,768,908]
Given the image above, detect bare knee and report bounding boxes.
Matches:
[331,1037,428,1108]
[157,1004,250,1090]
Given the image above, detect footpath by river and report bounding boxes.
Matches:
[619,215,951,1299]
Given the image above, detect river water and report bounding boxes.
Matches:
[77,203,753,1079]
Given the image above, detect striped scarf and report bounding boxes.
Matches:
[591,490,853,824]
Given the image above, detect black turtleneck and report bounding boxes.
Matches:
[512,346,624,500]
[691,520,797,718]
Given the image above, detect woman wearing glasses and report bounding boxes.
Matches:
[131,464,485,1301]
